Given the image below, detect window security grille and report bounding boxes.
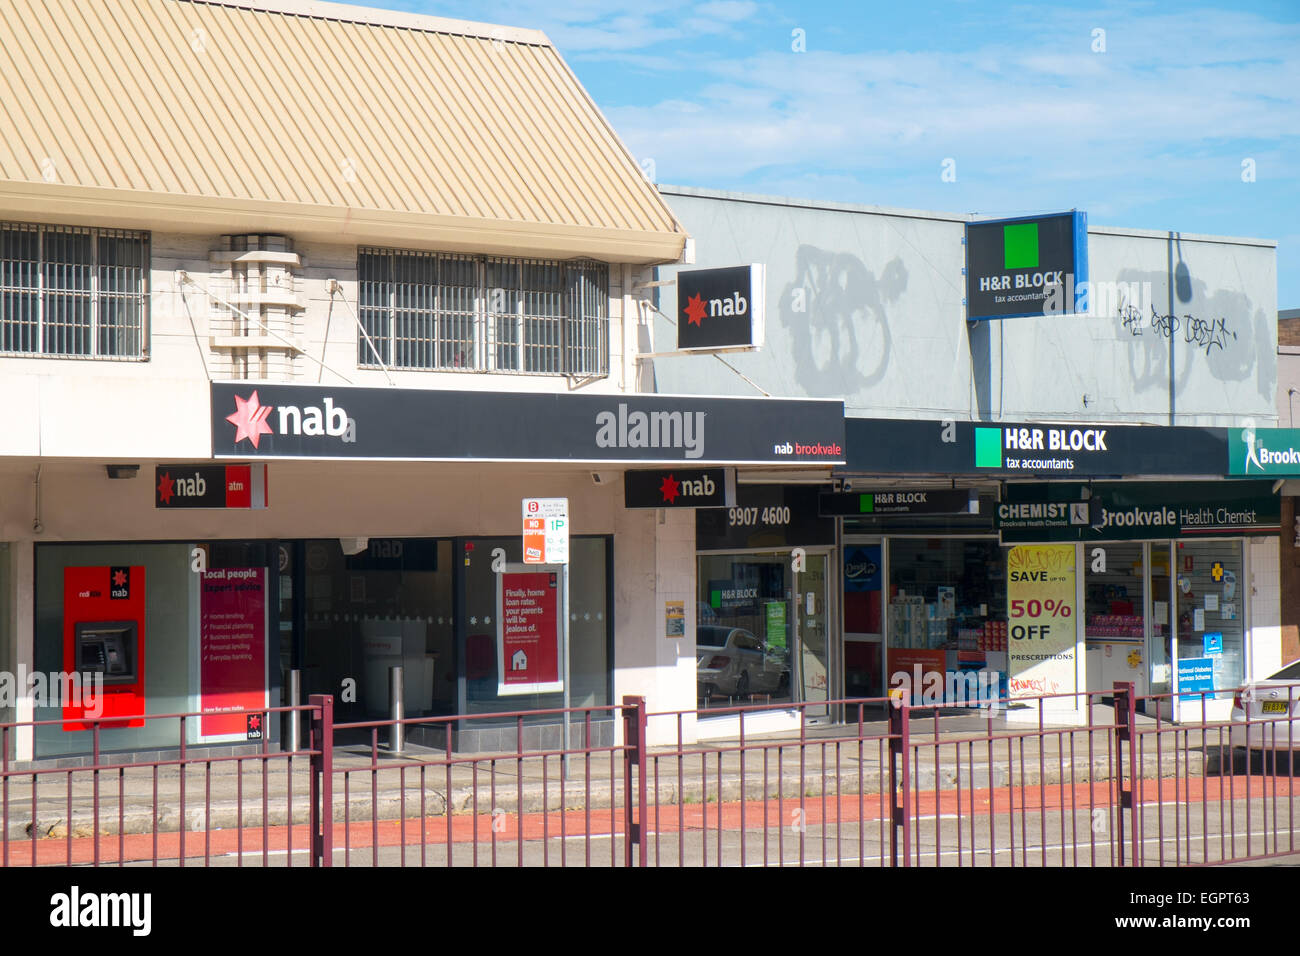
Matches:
[0,222,149,359]
[358,249,608,377]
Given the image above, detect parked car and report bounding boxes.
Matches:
[1204,660,1300,773]
[1227,659,1300,752]
[696,626,789,700]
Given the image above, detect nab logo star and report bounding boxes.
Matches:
[227,391,274,448]
[157,471,175,504]
[112,569,128,588]
[659,474,680,504]
[683,293,707,327]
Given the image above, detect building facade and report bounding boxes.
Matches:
[651,186,1281,725]
[0,0,854,760]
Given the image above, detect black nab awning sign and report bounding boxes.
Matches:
[676,264,766,350]
[965,211,1088,321]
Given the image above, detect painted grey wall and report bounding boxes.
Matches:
[652,187,1277,427]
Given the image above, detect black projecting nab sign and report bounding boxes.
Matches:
[676,264,766,350]
[211,383,844,465]
[965,211,1088,321]
[625,468,736,509]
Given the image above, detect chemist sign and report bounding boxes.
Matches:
[523,498,569,564]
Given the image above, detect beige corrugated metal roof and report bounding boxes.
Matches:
[0,0,686,262]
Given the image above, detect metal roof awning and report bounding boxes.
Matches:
[0,0,687,263]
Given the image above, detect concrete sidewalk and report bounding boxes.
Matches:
[1,706,1240,841]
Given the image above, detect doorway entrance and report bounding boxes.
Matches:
[696,548,834,715]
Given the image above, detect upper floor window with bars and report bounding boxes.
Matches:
[0,222,149,359]
[358,249,609,377]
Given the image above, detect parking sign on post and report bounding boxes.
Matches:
[522,498,569,564]
[521,497,573,773]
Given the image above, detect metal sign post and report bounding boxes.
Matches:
[521,498,571,776]
[561,563,571,779]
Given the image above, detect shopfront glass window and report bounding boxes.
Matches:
[34,543,195,757]
[697,553,794,710]
[300,538,454,721]
[1084,543,1145,641]
[1175,540,1245,697]
[462,537,610,716]
[885,539,1009,699]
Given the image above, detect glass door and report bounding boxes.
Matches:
[1148,543,1172,697]
[796,552,831,719]
[842,539,883,698]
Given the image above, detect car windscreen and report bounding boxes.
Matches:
[696,627,729,647]
[1269,660,1300,680]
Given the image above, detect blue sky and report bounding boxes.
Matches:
[382,0,1298,306]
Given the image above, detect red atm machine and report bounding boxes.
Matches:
[63,566,146,730]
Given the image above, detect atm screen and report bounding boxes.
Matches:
[74,621,139,685]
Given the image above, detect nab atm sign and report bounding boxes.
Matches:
[676,264,766,351]
[965,211,1088,320]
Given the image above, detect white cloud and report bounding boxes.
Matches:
[598,5,1300,206]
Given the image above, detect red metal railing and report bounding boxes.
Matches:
[5,684,1300,867]
[0,701,321,867]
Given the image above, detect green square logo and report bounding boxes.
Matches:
[1003,223,1039,270]
[859,493,874,513]
[710,589,721,609]
[975,428,1003,468]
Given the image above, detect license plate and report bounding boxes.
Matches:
[1262,701,1288,714]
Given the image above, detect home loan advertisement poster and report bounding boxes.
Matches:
[497,570,563,695]
[199,568,267,737]
[1006,546,1077,699]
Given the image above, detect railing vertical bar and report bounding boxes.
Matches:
[179,715,186,868]
[151,765,158,866]
[287,752,294,869]
[65,768,72,866]
[92,723,100,867]
[372,727,380,868]
[118,766,125,867]
[777,744,784,867]
[611,728,618,869]
[653,755,661,867]
[491,757,498,868]
[739,714,746,869]
[517,716,524,870]
[677,714,685,868]
[445,727,454,869]
[857,704,865,869]
[954,740,961,867]
[701,750,708,867]
[542,749,549,868]
[204,760,211,867]
[762,745,769,869]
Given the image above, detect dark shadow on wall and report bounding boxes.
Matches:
[780,247,906,397]
[967,320,992,420]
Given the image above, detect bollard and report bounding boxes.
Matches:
[287,669,301,752]
[389,665,404,754]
